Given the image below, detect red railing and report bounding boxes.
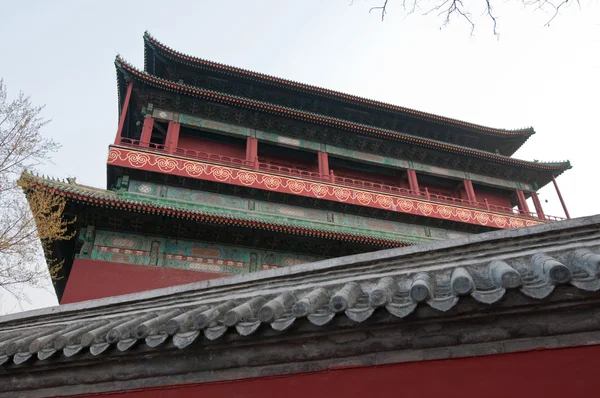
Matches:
[173,148,253,168]
[334,176,417,196]
[119,138,253,167]
[116,138,565,222]
[258,162,328,181]
[334,175,564,220]
[120,138,167,152]
[334,175,565,221]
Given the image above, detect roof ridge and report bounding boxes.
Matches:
[20,172,102,192]
[115,56,570,172]
[143,32,534,137]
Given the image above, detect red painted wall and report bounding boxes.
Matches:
[259,152,318,172]
[74,344,600,397]
[61,259,225,304]
[334,165,404,187]
[420,183,457,197]
[178,134,245,159]
[475,187,513,208]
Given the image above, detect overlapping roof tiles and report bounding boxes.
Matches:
[1,214,599,367]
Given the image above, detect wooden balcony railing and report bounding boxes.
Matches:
[120,138,254,167]
[116,138,565,222]
[258,162,328,181]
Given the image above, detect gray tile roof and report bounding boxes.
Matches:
[1,215,599,368]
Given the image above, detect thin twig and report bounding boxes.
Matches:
[369,0,390,20]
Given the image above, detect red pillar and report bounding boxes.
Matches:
[531,192,546,221]
[115,81,133,145]
[166,121,180,154]
[318,152,330,177]
[464,180,477,203]
[246,137,258,166]
[516,190,530,215]
[407,169,420,195]
[552,175,570,219]
[140,117,154,147]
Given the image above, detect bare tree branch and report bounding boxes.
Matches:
[370,0,390,20]
[484,0,499,37]
[365,0,579,34]
[0,79,73,307]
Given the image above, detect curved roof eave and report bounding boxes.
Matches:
[116,57,571,174]
[20,172,412,248]
[143,31,535,140]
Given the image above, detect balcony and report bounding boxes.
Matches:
[331,176,563,221]
[115,138,564,223]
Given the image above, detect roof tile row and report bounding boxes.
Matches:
[1,246,598,366]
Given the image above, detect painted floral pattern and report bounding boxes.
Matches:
[109,147,543,230]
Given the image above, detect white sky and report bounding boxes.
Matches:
[1,0,598,313]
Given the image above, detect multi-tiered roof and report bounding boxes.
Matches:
[143,32,534,156]
[23,33,571,301]
[114,33,569,187]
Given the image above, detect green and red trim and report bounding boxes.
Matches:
[21,173,412,248]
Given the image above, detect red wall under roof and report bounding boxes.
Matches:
[61,259,225,304]
[72,344,600,397]
[178,134,246,159]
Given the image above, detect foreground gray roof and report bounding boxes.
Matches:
[1,214,600,396]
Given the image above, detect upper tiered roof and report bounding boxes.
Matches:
[143,32,535,156]
[115,56,571,190]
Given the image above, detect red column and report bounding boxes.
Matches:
[246,137,258,166]
[318,152,330,177]
[531,192,546,220]
[115,81,133,145]
[140,117,154,147]
[516,190,530,215]
[552,175,570,219]
[464,180,477,203]
[166,121,181,154]
[407,169,420,195]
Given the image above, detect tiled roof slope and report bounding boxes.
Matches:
[1,214,599,370]
[19,172,416,246]
[143,32,533,138]
[116,58,571,174]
